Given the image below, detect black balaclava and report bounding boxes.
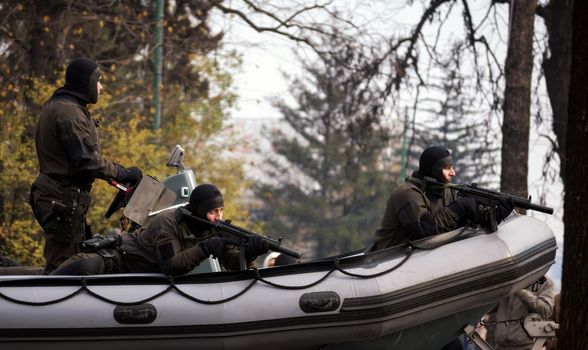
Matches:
[185,184,224,232]
[418,146,453,183]
[60,57,101,104]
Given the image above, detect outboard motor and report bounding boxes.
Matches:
[163,145,197,204]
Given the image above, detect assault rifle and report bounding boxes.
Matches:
[179,208,302,269]
[421,177,554,231]
[422,177,553,214]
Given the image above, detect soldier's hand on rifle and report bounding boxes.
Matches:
[493,197,515,223]
[449,196,480,221]
[245,235,269,260]
[201,237,229,258]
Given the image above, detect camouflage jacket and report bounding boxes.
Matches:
[373,177,460,250]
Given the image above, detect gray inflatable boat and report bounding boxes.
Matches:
[0,214,556,350]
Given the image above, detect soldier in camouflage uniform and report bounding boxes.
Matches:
[52,184,269,276]
[487,276,555,350]
[373,146,512,250]
[30,57,142,274]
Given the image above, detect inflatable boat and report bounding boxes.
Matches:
[0,214,556,350]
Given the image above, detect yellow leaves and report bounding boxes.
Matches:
[42,15,50,23]
[1,63,10,74]
[74,27,84,35]
[0,221,44,267]
[188,53,199,62]
[167,26,173,33]
[0,82,43,265]
[99,20,104,28]
[112,85,129,96]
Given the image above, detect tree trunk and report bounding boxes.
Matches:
[500,0,536,199]
[541,0,573,184]
[559,1,588,348]
[26,1,68,81]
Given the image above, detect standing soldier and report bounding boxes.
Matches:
[30,57,142,274]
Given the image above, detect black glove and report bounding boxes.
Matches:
[448,196,479,220]
[493,197,515,223]
[200,237,229,259]
[116,165,142,185]
[245,235,269,260]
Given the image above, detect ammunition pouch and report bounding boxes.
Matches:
[98,249,121,273]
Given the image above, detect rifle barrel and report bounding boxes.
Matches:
[458,185,554,215]
[511,198,554,215]
[218,221,302,259]
[267,241,302,259]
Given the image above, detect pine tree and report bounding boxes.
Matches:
[256,36,395,258]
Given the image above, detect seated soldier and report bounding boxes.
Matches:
[373,145,513,250]
[52,184,269,276]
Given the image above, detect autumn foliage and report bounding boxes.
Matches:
[0,1,250,266]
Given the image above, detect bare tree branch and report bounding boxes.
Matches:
[212,1,333,55]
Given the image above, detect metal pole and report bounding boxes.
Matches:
[153,0,164,130]
[399,106,409,180]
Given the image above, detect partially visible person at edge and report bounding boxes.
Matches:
[544,292,560,350]
[372,145,514,250]
[263,252,298,268]
[52,184,270,276]
[30,57,142,274]
[486,275,555,350]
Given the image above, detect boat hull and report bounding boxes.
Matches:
[0,215,556,350]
